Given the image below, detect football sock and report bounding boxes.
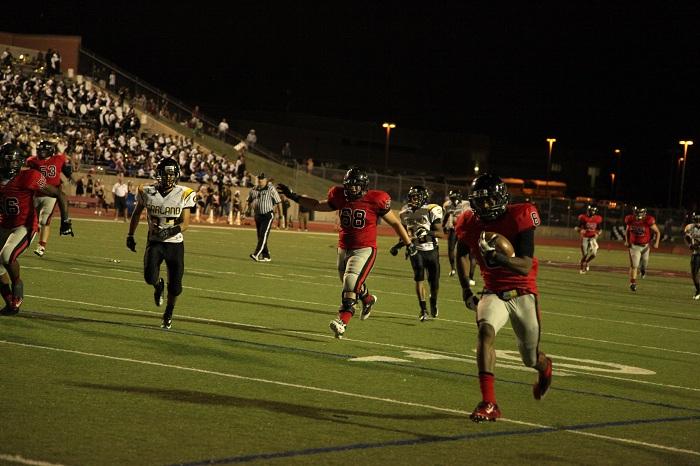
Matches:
[0,283,11,305]
[39,241,46,247]
[478,372,497,404]
[429,297,437,309]
[419,300,427,312]
[164,304,174,317]
[630,278,637,284]
[339,311,352,325]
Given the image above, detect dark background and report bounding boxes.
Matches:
[5,1,700,206]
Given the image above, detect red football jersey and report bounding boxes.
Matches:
[26,153,69,187]
[0,169,46,230]
[578,214,602,238]
[455,203,540,294]
[327,186,391,249]
[625,214,656,245]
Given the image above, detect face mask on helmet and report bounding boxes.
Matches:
[634,207,647,220]
[343,168,368,200]
[587,205,598,216]
[407,187,428,208]
[37,140,55,160]
[157,161,179,190]
[449,191,462,203]
[692,212,700,224]
[468,174,509,222]
[0,144,27,180]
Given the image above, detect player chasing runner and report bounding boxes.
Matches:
[455,173,552,423]
[443,190,476,283]
[0,143,74,316]
[624,206,660,292]
[390,185,444,321]
[277,167,415,339]
[683,212,700,300]
[575,204,602,274]
[127,158,197,329]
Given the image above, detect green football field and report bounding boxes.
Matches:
[1,219,699,466]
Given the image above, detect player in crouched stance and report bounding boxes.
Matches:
[0,143,73,315]
[454,174,552,423]
[277,167,414,339]
[126,158,196,329]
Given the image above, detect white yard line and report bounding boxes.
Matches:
[0,453,67,466]
[1,340,698,458]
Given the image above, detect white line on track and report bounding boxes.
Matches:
[0,453,67,466]
[1,339,698,458]
[22,294,700,392]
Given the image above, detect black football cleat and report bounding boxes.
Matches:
[154,278,165,307]
[360,295,377,320]
[161,309,173,329]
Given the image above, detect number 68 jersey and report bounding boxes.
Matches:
[327,186,391,249]
[138,184,197,243]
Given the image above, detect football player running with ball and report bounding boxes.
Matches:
[575,204,602,274]
[390,185,444,321]
[454,173,552,423]
[0,143,73,315]
[277,167,414,339]
[683,212,700,300]
[127,158,197,329]
[624,206,660,291]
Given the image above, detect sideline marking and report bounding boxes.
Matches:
[2,339,699,460]
[0,454,67,466]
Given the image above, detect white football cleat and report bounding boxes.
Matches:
[34,246,45,257]
[449,269,456,277]
[329,319,346,339]
[693,292,700,300]
[469,279,476,286]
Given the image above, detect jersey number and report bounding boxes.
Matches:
[0,197,20,216]
[340,208,366,228]
[40,165,57,178]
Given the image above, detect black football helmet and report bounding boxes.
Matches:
[690,212,700,224]
[36,139,56,160]
[156,158,180,191]
[468,173,510,222]
[448,190,462,203]
[633,206,647,220]
[587,205,598,217]
[407,185,429,209]
[0,143,28,180]
[343,167,369,200]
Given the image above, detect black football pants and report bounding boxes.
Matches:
[144,241,185,296]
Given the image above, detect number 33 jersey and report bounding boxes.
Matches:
[327,186,391,249]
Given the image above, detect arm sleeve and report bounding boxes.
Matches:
[513,228,535,258]
[61,160,72,177]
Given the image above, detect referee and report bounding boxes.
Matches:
[246,172,281,262]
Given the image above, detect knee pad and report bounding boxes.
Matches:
[341,297,357,314]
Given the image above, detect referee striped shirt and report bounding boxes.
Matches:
[248,184,281,215]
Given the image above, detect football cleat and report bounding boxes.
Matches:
[161,311,173,329]
[469,279,476,286]
[430,305,439,318]
[260,257,271,262]
[360,295,377,321]
[579,268,586,275]
[249,253,259,262]
[34,246,45,257]
[640,267,646,279]
[449,269,456,277]
[470,401,502,423]
[419,311,429,322]
[630,283,637,292]
[0,305,19,316]
[329,318,346,339]
[154,278,165,307]
[586,264,590,272]
[533,357,553,400]
[693,292,700,300]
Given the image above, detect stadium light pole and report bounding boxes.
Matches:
[612,148,621,199]
[545,138,556,197]
[679,140,693,208]
[383,122,396,171]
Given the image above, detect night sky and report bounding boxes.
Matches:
[6,1,700,206]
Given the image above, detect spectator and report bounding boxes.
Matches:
[245,129,257,149]
[108,72,116,90]
[75,175,86,196]
[218,118,229,140]
[112,173,129,222]
[306,157,314,175]
[1,48,13,67]
[234,154,246,179]
[50,50,61,76]
[279,193,292,230]
[298,200,310,231]
[281,142,292,164]
[126,181,137,218]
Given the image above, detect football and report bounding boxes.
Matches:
[483,232,515,257]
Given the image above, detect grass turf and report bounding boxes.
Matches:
[0,219,698,465]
